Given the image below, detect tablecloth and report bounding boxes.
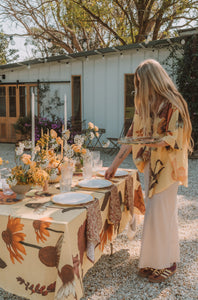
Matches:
[0,169,145,300]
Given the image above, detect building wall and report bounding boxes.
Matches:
[1,47,171,140]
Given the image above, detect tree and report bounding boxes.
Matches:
[0,28,19,64]
[0,0,197,56]
[176,35,198,151]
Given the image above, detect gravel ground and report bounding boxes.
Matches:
[0,144,197,300]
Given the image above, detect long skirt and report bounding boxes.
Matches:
[138,163,180,269]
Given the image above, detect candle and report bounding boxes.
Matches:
[31,92,35,160]
[41,128,43,137]
[46,129,49,158]
[64,94,67,130]
[61,140,63,160]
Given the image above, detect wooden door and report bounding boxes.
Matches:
[124,74,135,134]
[0,84,36,143]
[71,76,82,131]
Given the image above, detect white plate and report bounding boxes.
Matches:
[78,178,112,189]
[97,169,128,177]
[52,192,93,206]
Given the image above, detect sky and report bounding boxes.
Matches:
[2,21,32,62]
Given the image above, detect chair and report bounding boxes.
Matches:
[107,119,132,155]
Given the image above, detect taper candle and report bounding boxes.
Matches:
[64,94,67,130]
[31,92,35,160]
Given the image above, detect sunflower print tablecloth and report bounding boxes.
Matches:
[0,169,144,300]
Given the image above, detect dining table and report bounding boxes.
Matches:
[0,168,145,300]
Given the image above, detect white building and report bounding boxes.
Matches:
[0,33,193,144]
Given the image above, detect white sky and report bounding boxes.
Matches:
[2,21,32,61]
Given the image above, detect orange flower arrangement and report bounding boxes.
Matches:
[7,142,49,188]
[63,122,99,167]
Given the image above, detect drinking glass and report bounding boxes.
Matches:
[2,178,13,196]
[83,159,92,179]
[60,178,72,193]
[60,164,73,193]
[91,151,100,164]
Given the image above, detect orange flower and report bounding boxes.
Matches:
[33,220,51,243]
[81,148,87,155]
[50,129,57,139]
[21,154,31,165]
[72,145,81,153]
[0,157,3,165]
[48,149,55,156]
[56,137,62,145]
[2,216,26,264]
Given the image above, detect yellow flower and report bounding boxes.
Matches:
[94,125,99,132]
[50,129,57,139]
[0,157,3,165]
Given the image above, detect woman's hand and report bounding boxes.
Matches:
[105,165,117,180]
[105,144,132,179]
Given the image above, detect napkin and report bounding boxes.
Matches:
[108,185,122,233]
[86,198,102,263]
[124,175,134,216]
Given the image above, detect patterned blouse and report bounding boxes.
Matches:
[127,101,188,198]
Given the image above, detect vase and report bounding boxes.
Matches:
[11,184,32,200]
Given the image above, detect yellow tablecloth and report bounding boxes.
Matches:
[0,169,145,300]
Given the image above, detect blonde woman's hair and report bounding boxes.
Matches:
[134,59,193,152]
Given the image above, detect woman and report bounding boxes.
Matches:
[105,59,193,283]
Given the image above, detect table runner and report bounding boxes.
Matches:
[0,169,144,300]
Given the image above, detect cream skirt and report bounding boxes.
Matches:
[138,163,180,269]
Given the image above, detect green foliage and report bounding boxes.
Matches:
[163,35,198,151]
[0,28,19,64]
[176,35,198,150]
[0,31,9,64]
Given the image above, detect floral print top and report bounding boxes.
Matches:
[128,101,188,198]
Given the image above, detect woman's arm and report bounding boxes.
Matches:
[105,144,132,179]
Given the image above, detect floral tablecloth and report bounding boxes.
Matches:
[0,169,145,300]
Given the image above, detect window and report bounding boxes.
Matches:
[19,86,26,117]
[0,87,6,117]
[9,86,16,117]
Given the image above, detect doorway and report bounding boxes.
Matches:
[124,74,135,134]
[0,84,38,143]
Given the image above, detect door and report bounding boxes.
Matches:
[0,84,37,143]
[71,76,82,132]
[124,74,135,134]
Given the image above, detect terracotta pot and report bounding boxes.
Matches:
[11,184,31,200]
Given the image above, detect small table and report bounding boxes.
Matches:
[0,170,145,300]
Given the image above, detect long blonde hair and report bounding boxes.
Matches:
[134,59,193,152]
